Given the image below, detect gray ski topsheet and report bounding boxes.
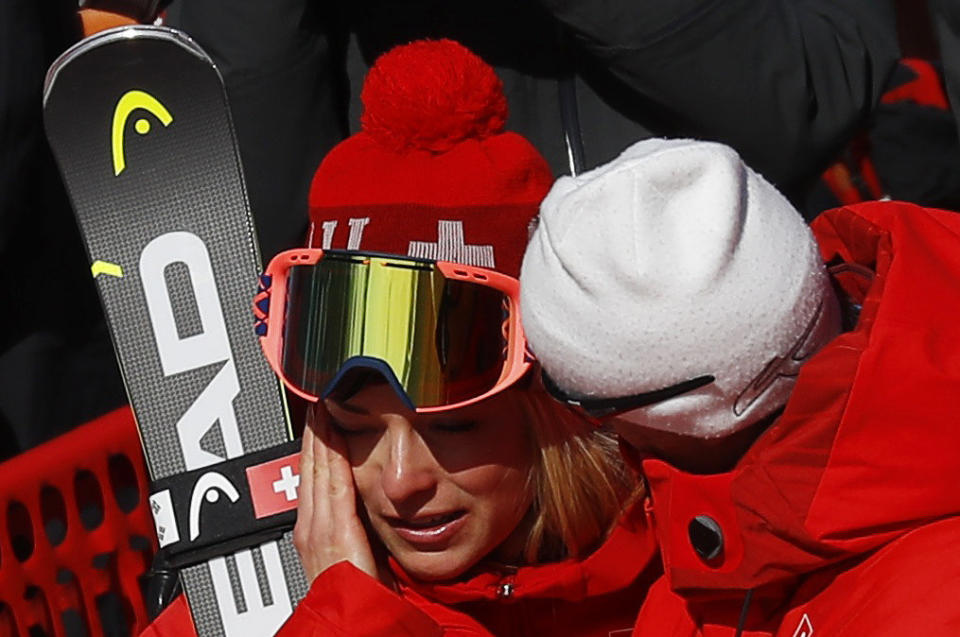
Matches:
[43,26,308,637]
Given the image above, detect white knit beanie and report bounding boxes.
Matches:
[520,139,840,439]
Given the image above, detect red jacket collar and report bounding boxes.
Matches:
[391,497,657,605]
[644,202,960,596]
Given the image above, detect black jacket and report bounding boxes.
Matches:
[167,0,899,236]
[0,0,126,456]
[929,0,960,136]
[345,0,900,207]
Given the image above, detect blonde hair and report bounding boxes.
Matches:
[516,387,641,564]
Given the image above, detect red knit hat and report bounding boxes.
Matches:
[307,39,554,278]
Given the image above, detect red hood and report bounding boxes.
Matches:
[643,202,960,597]
[391,498,657,604]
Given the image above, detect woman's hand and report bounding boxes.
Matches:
[293,407,378,583]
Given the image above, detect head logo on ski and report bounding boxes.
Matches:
[111,89,173,176]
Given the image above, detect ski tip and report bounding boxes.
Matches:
[43,25,212,107]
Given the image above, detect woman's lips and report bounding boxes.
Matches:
[387,510,467,548]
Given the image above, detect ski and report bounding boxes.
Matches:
[43,26,308,637]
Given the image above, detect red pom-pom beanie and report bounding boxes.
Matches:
[308,39,553,278]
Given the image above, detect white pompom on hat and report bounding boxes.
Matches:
[520,138,840,439]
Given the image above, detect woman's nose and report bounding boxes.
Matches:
[379,419,437,503]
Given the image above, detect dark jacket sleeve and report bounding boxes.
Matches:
[929,0,960,140]
[539,0,900,188]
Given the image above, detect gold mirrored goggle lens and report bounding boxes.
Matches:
[280,253,509,408]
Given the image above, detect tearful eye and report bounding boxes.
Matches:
[330,419,377,437]
[432,420,478,434]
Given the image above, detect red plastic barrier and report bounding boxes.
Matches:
[0,408,156,637]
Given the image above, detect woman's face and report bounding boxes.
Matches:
[325,383,535,581]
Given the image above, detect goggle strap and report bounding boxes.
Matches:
[543,370,716,417]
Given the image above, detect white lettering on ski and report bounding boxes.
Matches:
[210,543,292,635]
[140,231,232,377]
[139,231,292,635]
[140,232,244,467]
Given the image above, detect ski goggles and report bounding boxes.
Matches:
[255,249,532,412]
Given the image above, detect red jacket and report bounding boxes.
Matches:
[142,200,960,637]
[142,498,658,636]
[632,201,960,636]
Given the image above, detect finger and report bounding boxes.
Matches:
[294,414,316,546]
[304,406,378,580]
[316,410,353,503]
[323,413,352,465]
[311,407,335,516]
[312,402,351,466]
[311,408,362,547]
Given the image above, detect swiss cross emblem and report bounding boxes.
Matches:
[272,465,300,501]
[408,220,495,268]
[246,453,302,519]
